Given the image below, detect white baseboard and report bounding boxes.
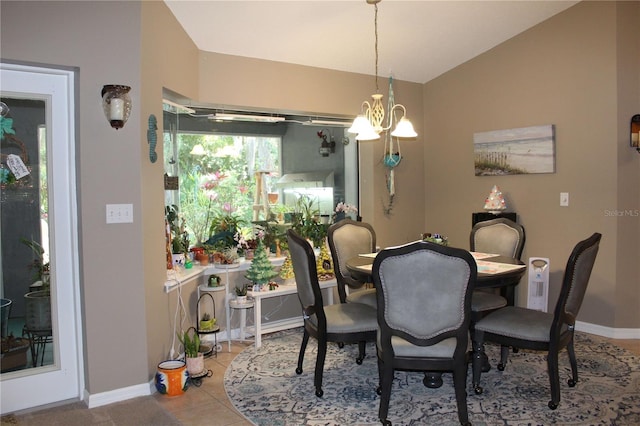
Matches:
[575,321,640,339]
[84,383,151,409]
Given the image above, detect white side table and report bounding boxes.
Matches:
[228,298,254,342]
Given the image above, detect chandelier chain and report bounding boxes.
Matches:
[374,2,379,92]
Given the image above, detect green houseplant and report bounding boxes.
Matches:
[235,284,248,303]
[199,313,216,331]
[178,327,204,375]
[21,238,51,332]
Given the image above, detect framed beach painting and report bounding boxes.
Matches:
[474,124,555,176]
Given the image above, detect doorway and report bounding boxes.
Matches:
[0,62,82,413]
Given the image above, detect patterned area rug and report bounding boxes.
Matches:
[224,329,640,425]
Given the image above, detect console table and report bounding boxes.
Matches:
[472,211,517,226]
[247,278,336,349]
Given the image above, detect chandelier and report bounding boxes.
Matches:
[348,0,417,141]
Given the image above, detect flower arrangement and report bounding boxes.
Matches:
[333,202,358,223]
[335,202,358,215]
[422,233,449,246]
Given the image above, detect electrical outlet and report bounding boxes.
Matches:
[106,203,134,223]
[560,192,569,207]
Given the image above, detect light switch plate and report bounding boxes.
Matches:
[560,192,569,207]
[106,204,133,223]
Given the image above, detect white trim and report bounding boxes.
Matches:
[84,383,152,409]
[575,321,640,339]
[0,62,82,413]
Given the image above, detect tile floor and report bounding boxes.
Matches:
[152,340,254,426]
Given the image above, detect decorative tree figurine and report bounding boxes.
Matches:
[483,185,507,214]
[316,243,334,281]
[279,253,295,283]
[245,239,278,288]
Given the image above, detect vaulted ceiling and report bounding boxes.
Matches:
[164,0,579,84]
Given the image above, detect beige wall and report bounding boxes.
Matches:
[198,53,425,245]
[140,1,200,380]
[1,0,636,410]
[1,1,148,394]
[423,1,639,329]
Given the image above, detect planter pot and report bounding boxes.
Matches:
[172,253,186,267]
[24,291,51,331]
[197,253,209,265]
[207,274,220,287]
[236,295,247,304]
[185,353,205,376]
[244,249,254,260]
[1,298,12,338]
[199,318,216,331]
[1,339,29,372]
[155,360,189,396]
[1,336,30,372]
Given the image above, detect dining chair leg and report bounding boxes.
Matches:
[378,362,394,426]
[314,336,328,397]
[295,330,310,375]
[356,341,366,364]
[497,345,510,371]
[547,349,560,410]
[566,336,578,387]
[471,336,485,394]
[453,362,471,426]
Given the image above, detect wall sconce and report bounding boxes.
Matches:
[101,85,132,129]
[317,130,336,157]
[631,114,640,153]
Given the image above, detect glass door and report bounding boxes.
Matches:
[0,63,81,413]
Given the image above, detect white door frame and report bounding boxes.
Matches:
[0,62,83,413]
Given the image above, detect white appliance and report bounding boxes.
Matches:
[527,257,550,312]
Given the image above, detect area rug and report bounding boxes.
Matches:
[224,329,640,425]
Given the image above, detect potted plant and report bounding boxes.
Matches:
[199,313,216,331]
[21,238,51,332]
[1,333,31,373]
[235,284,248,303]
[166,205,189,266]
[178,327,204,376]
[292,195,328,248]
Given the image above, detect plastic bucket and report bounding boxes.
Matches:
[155,360,189,396]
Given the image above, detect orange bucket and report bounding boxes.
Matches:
[155,360,189,396]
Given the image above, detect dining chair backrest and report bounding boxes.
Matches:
[470,218,525,260]
[327,219,376,301]
[373,241,476,346]
[287,229,324,323]
[552,232,601,336]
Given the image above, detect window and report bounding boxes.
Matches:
[164,130,281,246]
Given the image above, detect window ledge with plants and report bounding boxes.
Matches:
[163,256,286,294]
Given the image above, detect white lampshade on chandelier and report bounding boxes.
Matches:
[348,0,417,141]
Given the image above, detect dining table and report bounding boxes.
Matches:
[346,249,527,388]
[346,251,526,306]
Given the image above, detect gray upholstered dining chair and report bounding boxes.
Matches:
[372,241,476,426]
[469,217,526,372]
[327,218,377,309]
[469,217,526,314]
[287,229,377,398]
[472,232,601,410]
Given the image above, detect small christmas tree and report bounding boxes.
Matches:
[279,254,295,282]
[316,243,334,280]
[483,185,507,213]
[245,239,278,286]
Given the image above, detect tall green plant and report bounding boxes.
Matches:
[178,328,200,358]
